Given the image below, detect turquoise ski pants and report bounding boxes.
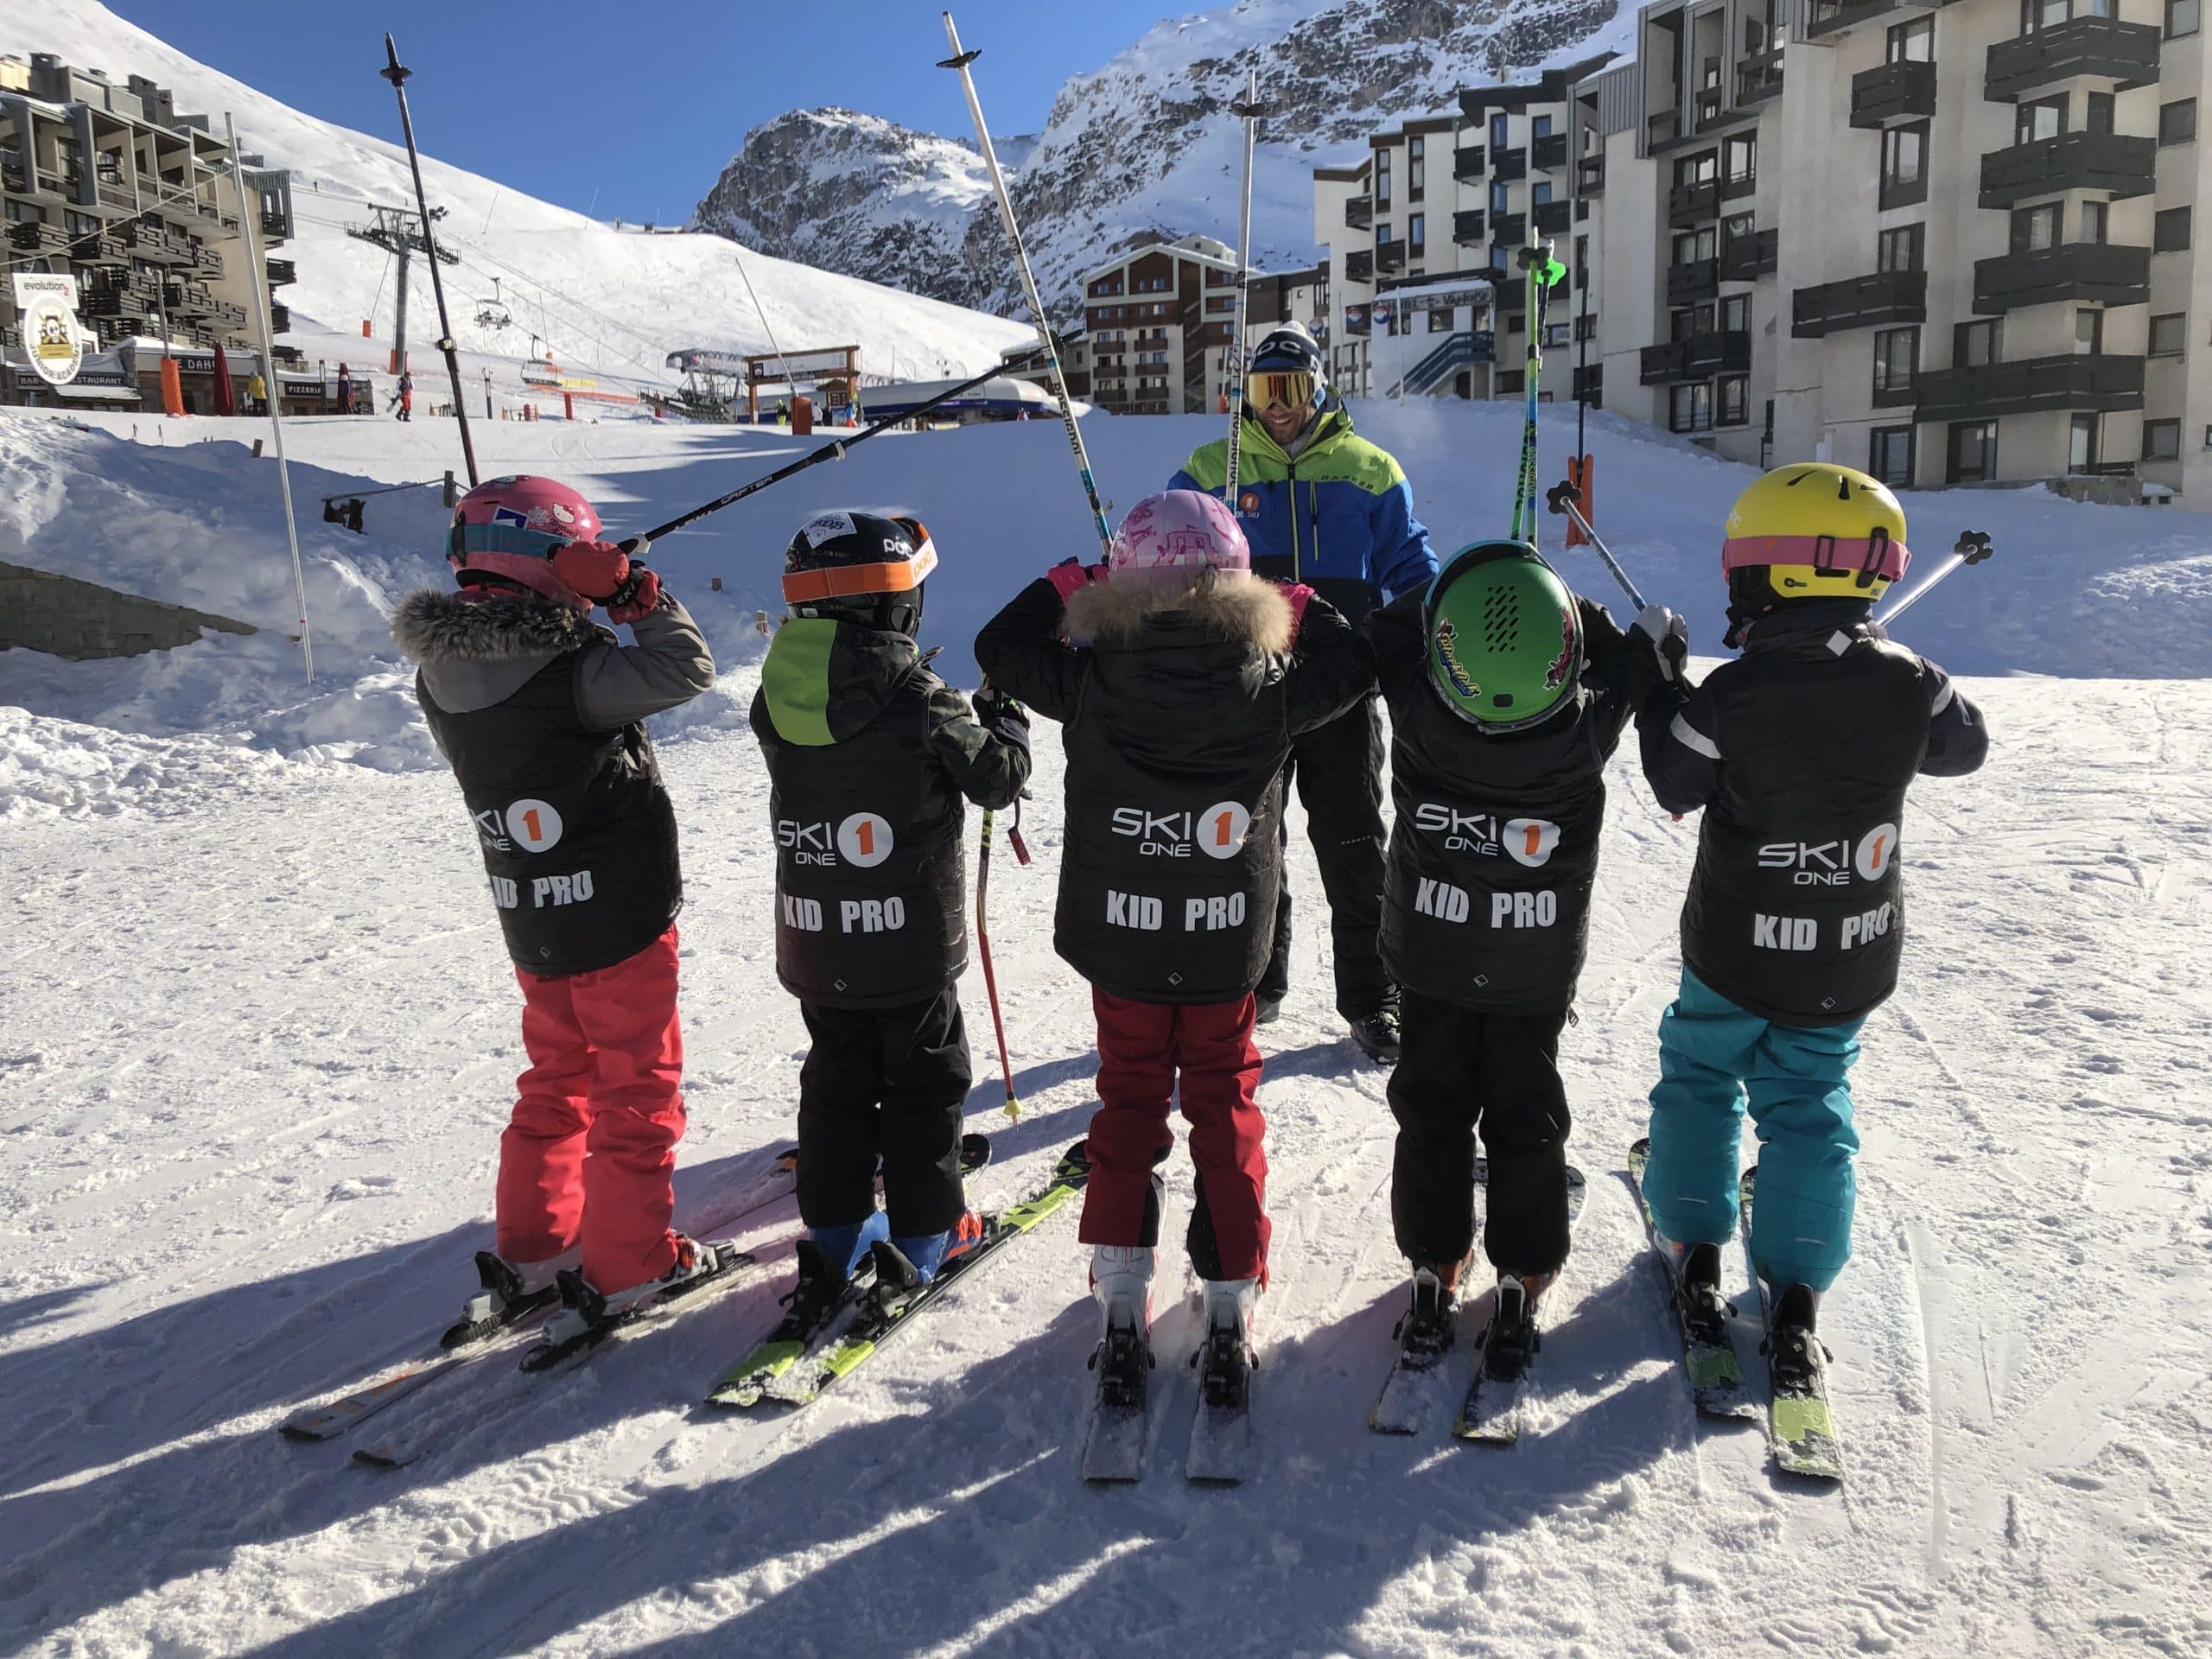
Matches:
[1642,969,1864,1293]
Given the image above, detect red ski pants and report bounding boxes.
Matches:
[1079,988,1269,1281]
[497,927,685,1295]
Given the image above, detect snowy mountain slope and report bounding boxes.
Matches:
[0,3,1031,388]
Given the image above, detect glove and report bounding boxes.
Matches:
[1278,580,1315,648]
[1045,557,1108,601]
[607,567,663,626]
[971,687,1031,758]
[1631,603,1689,683]
[548,539,632,604]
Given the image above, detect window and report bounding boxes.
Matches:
[1408,213,1426,252]
[2082,200,2109,245]
[1881,123,1929,210]
[1533,114,1555,139]
[1720,294,1751,333]
[1888,16,1934,60]
[2143,418,2182,461]
[1376,150,1393,209]
[2156,207,2193,251]
[1377,221,1392,247]
[2012,204,2062,253]
[1955,318,2001,367]
[1948,420,1999,483]
[1409,136,1425,198]
[2016,97,2066,145]
[1428,306,1454,333]
[1672,304,1714,340]
[2161,99,2197,144]
[2150,312,2187,356]
[1878,223,1926,273]
[1670,382,1714,433]
[1507,314,1525,335]
[2086,92,2115,136]
[1491,112,1510,149]
[2075,308,2104,353]
[2,199,36,225]
[1498,369,1524,392]
[1725,211,1756,245]
[1533,181,1554,206]
[1869,426,1915,486]
[2069,413,2099,471]
[2169,0,2200,37]
[1675,228,1717,263]
[1718,374,1749,426]
[63,209,100,238]
[1723,134,1757,186]
[1676,150,1719,186]
[1491,181,1510,214]
[1873,326,1919,399]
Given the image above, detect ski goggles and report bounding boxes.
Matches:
[1720,531,1910,586]
[1245,370,1318,413]
[448,520,566,562]
[781,528,938,606]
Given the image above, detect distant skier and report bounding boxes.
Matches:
[748,511,1031,1334]
[1368,542,1665,1375]
[392,475,721,1361]
[335,363,353,415]
[974,489,1373,1414]
[393,370,414,422]
[1169,324,1437,1061]
[1635,462,1988,1383]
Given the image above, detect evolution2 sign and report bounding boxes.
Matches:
[13,273,87,388]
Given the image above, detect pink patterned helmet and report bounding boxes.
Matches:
[1108,490,1250,583]
[446,475,601,607]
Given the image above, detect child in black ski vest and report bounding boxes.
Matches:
[974,489,1374,1406]
[751,511,1031,1321]
[1636,461,1988,1368]
[396,475,720,1357]
[1368,540,1657,1374]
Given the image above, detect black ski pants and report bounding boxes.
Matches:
[796,988,970,1238]
[1259,692,1393,1020]
[1388,990,1573,1276]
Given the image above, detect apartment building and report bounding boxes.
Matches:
[1079,234,1325,415]
[2,52,296,406]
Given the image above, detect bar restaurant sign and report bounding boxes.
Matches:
[14,272,86,388]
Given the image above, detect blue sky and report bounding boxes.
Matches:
[114,1,1157,223]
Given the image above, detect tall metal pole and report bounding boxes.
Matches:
[224,114,313,683]
[391,233,411,380]
[1224,69,1269,505]
[380,34,479,486]
[939,11,1114,558]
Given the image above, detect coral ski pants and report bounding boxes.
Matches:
[1079,988,1269,1282]
[496,926,686,1296]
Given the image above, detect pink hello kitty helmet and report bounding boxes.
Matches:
[1107,490,1251,584]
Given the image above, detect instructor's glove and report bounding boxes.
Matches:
[1631,603,1689,683]
[971,687,1031,759]
[548,539,632,604]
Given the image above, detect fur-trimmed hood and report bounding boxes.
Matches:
[1063,573,1295,655]
[393,588,601,664]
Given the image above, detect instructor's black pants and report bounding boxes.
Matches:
[1259,693,1392,1020]
[1388,990,1572,1276]
[797,988,970,1238]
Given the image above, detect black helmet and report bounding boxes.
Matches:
[781,510,938,636]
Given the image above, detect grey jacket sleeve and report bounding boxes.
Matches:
[573,593,716,731]
[1918,658,1989,777]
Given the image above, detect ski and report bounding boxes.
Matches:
[276,1143,800,1444]
[777,1141,1092,1410]
[1368,1263,1464,1437]
[1079,1314,1154,1483]
[1184,1302,1255,1484]
[1452,1164,1587,1445]
[1624,1138,1756,1419]
[517,1241,755,1375]
[1739,1167,1847,1483]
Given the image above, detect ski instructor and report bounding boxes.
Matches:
[1169,323,1438,1063]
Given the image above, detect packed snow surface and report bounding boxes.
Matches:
[3,398,2209,1656]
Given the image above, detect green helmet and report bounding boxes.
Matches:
[1423,542,1584,733]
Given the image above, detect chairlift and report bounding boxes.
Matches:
[474,276,512,332]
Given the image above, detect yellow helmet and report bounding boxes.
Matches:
[1721,462,1911,604]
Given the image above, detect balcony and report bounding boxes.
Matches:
[1669,257,1721,305]
[1806,0,1929,39]
[1533,200,1571,236]
[270,302,291,334]
[265,257,296,288]
[1577,155,1605,196]
[1720,170,1758,204]
[261,208,291,241]
[1668,179,1721,226]
[1641,331,1751,384]
[1985,16,2160,101]
[1973,242,2152,311]
[1850,59,1937,127]
[1648,110,1684,150]
[1454,209,1488,246]
[1720,226,1779,282]
[1453,145,1486,182]
[1532,132,1568,171]
[1914,352,2144,419]
[80,287,149,320]
[1791,269,1927,336]
[1493,147,1528,182]
[1376,240,1408,274]
[1491,212,1527,245]
[1979,130,2155,207]
[1345,193,1373,231]
[1345,249,1375,283]
[7,221,68,255]
[1737,50,1786,105]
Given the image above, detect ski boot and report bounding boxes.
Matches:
[868,1212,986,1309]
[1088,1244,1157,1410]
[1478,1270,1554,1382]
[442,1248,574,1349]
[1347,1007,1402,1065]
[1193,1276,1260,1411]
[522,1235,736,1373]
[1254,994,1284,1027]
[1671,1240,1735,1348]
[1764,1281,1828,1393]
[1391,1261,1462,1372]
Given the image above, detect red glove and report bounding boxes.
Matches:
[548,539,631,603]
[1046,558,1106,601]
[1278,580,1314,647]
[607,567,662,626]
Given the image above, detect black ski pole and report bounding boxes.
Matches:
[626,363,1005,549]
[1876,531,1995,626]
[380,35,479,489]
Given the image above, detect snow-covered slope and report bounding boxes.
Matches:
[0,3,1031,389]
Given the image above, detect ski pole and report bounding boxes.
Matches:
[1876,531,1994,628]
[941,13,1115,560]
[1510,236,1565,543]
[1544,479,1647,613]
[380,35,479,488]
[626,363,1004,547]
[973,682,1032,1122]
[1223,70,1270,505]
